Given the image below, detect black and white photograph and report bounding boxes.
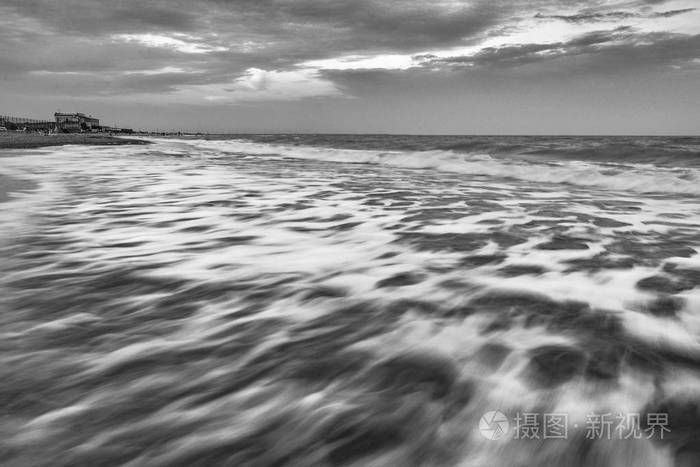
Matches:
[1,0,699,466]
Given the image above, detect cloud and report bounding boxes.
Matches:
[0,0,510,55]
[203,0,510,53]
[1,0,698,110]
[421,28,700,72]
[202,68,341,102]
[654,8,697,17]
[0,0,200,34]
[0,0,518,100]
[534,7,695,23]
[111,34,229,54]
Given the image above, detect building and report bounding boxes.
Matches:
[54,113,100,132]
[0,115,55,131]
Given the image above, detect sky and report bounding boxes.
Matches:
[0,0,698,134]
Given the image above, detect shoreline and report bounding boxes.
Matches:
[0,133,150,149]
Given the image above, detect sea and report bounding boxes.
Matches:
[1,135,699,466]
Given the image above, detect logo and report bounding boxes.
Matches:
[479,410,510,440]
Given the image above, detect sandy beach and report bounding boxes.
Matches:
[0,133,148,149]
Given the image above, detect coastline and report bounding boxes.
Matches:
[0,133,149,149]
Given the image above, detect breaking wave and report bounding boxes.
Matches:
[186,138,700,195]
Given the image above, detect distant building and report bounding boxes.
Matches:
[0,115,55,131]
[54,113,100,132]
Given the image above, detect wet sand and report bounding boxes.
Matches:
[0,133,148,149]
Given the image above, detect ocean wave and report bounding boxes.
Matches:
[3,137,700,466]
[188,139,700,195]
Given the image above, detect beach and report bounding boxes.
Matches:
[0,135,699,465]
[0,132,148,149]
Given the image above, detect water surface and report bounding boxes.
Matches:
[1,136,699,466]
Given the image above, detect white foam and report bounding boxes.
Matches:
[177,138,700,195]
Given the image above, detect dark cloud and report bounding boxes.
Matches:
[535,11,636,23]
[655,8,697,17]
[1,0,698,133]
[231,0,505,52]
[4,0,692,90]
[0,0,201,34]
[535,7,695,23]
[0,0,511,53]
[0,0,520,97]
[422,29,700,72]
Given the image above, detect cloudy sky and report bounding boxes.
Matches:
[0,0,698,133]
